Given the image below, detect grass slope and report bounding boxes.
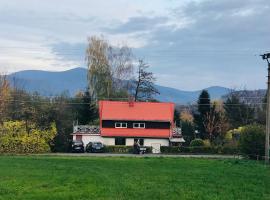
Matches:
[0,156,269,200]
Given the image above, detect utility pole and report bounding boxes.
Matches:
[261,53,270,164]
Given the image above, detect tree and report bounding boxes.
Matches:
[224,93,255,128]
[0,75,10,123]
[134,60,159,101]
[202,101,228,142]
[239,124,265,159]
[174,109,181,127]
[86,36,134,100]
[194,90,211,138]
[72,90,98,125]
[180,109,195,145]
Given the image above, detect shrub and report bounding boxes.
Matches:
[203,139,211,147]
[0,121,57,154]
[190,139,204,147]
[239,125,265,159]
[160,146,181,153]
[104,145,152,154]
[160,146,239,155]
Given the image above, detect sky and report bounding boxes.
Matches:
[0,0,269,90]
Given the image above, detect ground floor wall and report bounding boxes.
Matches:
[72,134,169,153]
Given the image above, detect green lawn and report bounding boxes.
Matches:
[0,156,269,200]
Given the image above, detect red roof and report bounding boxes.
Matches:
[99,101,174,122]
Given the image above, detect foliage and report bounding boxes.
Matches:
[86,36,133,100]
[224,94,255,129]
[0,75,10,123]
[133,59,159,101]
[203,101,228,141]
[239,124,265,159]
[194,90,211,138]
[0,121,57,153]
[181,121,195,146]
[104,145,152,153]
[174,109,181,127]
[72,90,98,125]
[203,139,211,147]
[190,138,204,147]
[160,146,239,154]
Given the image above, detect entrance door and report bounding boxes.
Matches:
[76,135,82,141]
[151,143,161,154]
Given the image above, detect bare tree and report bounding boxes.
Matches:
[134,60,159,101]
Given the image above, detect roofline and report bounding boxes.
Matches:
[99,100,175,105]
[101,119,172,122]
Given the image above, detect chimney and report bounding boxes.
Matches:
[128,96,135,107]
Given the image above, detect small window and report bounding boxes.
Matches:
[115,137,126,145]
[133,123,145,128]
[115,122,127,128]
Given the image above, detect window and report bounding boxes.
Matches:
[115,137,126,145]
[133,123,145,128]
[115,122,127,128]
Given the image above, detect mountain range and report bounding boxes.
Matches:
[8,67,231,104]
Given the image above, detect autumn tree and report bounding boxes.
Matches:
[86,36,134,100]
[203,101,228,142]
[0,75,10,123]
[180,109,195,145]
[134,60,159,101]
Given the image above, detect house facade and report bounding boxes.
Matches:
[72,100,184,153]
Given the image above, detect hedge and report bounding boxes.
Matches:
[104,145,152,153]
[160,146,239,155]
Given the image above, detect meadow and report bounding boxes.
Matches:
[0,155,269,200]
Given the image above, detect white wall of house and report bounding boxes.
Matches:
[73,135,169,153]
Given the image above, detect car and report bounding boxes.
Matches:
[86,142,105,153]
[71,140,84,153]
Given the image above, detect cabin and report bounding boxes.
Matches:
[71,100,184,153]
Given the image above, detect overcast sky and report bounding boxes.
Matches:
[0,0,269,90]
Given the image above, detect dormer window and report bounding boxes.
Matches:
[115,122,127,128]
[133,123,145,128]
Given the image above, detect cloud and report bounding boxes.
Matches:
[0,0,269,90]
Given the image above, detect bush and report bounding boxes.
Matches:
[104,145,152,154]
[160,146,239,155]
[0,121,57,154]
[190,139,204,147]
[239,125,265,159]
[160,146,181,153]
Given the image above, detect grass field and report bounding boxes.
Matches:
[0,156,269,200]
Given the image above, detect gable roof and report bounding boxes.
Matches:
[99,101,174,122]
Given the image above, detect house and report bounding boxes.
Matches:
[71,100,184,153]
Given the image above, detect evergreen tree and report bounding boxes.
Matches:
[194,90,211,138]
[72,90,98,125]
[174,109,181,127]
[224,94,255,128]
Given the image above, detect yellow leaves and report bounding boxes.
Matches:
[0,121,57,153]
[0,75,10,122]
[180,109,194,123]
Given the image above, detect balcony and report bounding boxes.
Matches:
[73,125,100,135]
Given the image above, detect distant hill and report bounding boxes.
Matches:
[8,67,230,104]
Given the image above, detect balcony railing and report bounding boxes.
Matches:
[73,125,100,135]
